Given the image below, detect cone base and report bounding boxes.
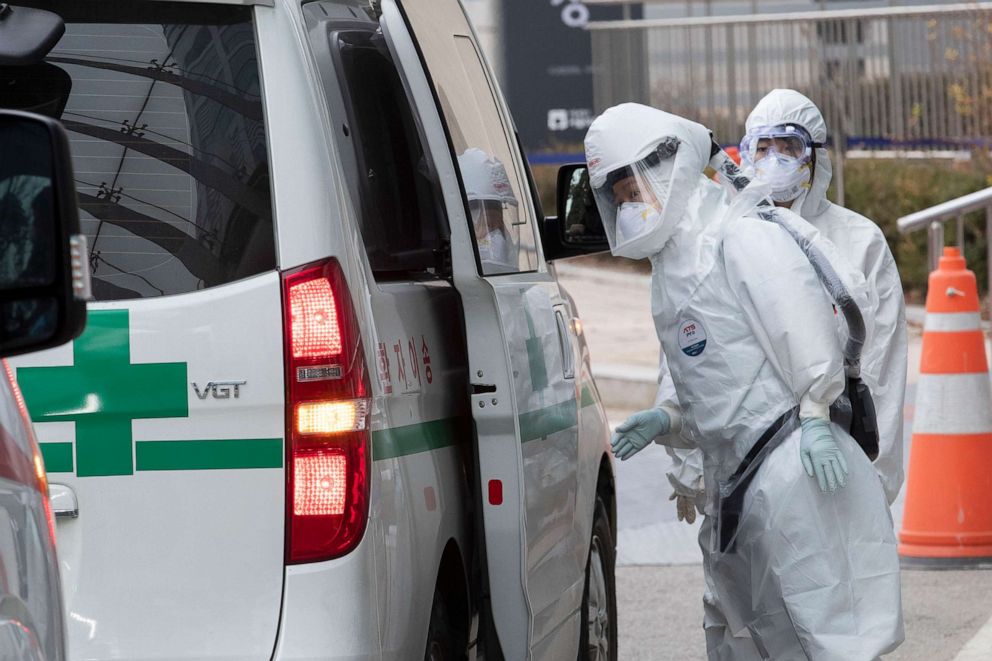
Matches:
[900,433,992,556]
[900,553,992,570]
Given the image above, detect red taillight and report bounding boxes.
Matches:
[293,451,347,516]
[283,259,370,563]
[290,279,342,359]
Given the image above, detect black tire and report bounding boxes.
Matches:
[424,589,464,661]
[578,496,618,661]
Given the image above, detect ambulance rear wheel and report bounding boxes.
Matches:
[424,589,461,661]
[578,497,617,661]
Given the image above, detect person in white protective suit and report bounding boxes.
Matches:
[589,103,903,659]
[662,89,908,658]
[743,89,907,505]
[457,148,520,273]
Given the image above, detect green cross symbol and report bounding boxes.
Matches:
[17,309,187,477]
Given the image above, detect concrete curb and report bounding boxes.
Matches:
[555,261,652,287]
[905,304,925,327]
[592,363,658,410]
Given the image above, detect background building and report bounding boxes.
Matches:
[466,0,959,159]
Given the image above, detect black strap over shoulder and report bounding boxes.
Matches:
[718,407,798,553]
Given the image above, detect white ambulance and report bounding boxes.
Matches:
[6,0,616,659]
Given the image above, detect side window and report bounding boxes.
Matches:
[397,4,540,276]
[305,4,448,280]
[444,37,539,276]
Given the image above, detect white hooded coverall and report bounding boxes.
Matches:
[586,103,903,660]
[748,89,908,504]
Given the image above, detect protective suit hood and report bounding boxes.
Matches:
[746,89,831,218]
[585,103,715,259]
[457,148,521,272]
[457,147,519,206]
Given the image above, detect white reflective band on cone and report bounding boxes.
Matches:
[924,312,983,333]
[913,373,992,434]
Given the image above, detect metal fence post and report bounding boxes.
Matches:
[929,220,944,272]
[727,27,737,127]
[987,206,992,323]
[957,214,966,252]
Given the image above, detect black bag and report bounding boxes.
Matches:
[830,376,879,461]
[847,376,879,461]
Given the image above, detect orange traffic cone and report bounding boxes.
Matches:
[899,247,992,567]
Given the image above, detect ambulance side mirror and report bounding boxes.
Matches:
[0,109,88,359]
[541,163,609,261]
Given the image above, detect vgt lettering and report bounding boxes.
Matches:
[192,381,247,400]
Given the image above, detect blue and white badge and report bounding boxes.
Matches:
[678,319,707,357]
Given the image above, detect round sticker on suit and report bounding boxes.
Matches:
[678,319,707,357]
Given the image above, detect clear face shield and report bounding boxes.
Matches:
[470,198,520,273]
[739,124,817,203]
[591,139,679,258]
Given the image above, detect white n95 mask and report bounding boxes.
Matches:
[617,202,662,243]
[753,152,811,203]
[739,123,816,203]
[478,228,518,271]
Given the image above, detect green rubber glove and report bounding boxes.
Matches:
[611,409,671,461]
[799,417,849,492]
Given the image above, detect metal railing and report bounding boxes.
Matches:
[897,187,992,314]
[588,3,992,155]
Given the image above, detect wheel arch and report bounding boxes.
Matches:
[434,538,470,648]
[596,454,616,544]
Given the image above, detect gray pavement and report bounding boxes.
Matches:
[618,565,992,660]
[554,260,992,659]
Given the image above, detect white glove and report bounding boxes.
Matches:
[669,491,697,524]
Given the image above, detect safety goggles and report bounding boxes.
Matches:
[739,124,821,168]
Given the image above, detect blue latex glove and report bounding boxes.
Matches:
[611,409,670,461]
[799,417,849,492]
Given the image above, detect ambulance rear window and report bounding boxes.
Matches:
[0,2,275,300]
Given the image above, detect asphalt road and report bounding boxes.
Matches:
[616,565,992,660]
